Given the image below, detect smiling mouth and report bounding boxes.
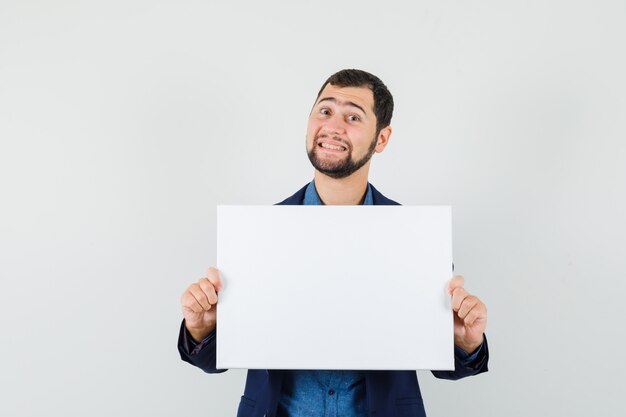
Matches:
[318,142,347,152]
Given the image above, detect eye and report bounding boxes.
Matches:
[347,114,360,122]
[319,108,331,115]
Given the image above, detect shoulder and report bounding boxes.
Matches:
[369,183,401,206]
[275,183,309,205]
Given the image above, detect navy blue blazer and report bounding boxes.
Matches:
[178,182,489,417]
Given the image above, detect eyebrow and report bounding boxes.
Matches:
[316,97,367,116]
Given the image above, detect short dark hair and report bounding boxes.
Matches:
[316,69,394,135]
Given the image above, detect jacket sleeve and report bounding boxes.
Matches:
[431,334,489,380]
[177,319,228,374]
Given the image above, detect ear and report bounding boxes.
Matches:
[374,126,392,153]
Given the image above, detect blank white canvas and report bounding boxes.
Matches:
[216,205,454,370]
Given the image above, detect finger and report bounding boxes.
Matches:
[181,291,204,313]
[189,283,212,311]
[464,301,487,327]
[199,277,219,305]
[207,267,224,292]
[448,275,464,294]
[457,295,479,319]
[463,308,485,328]
[451,287,469,312]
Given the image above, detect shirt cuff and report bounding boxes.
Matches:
[455,342,483,366]
[182,321,216,356]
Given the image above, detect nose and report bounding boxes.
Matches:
[319,115,346,136]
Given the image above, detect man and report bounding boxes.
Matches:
[178,69,489,417]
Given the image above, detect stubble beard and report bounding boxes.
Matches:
[307,134,378,179]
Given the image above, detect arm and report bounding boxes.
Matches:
[177,267,228,374]
[177,319,228,374]
[432,275,489,380]
[431,334,489,380]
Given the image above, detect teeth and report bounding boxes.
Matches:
[321,143,346,151]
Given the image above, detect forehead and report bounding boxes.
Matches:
[316,84,374,112]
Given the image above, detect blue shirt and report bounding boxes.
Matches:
[302,180,374,206]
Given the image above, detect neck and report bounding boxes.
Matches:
[313,164,370,205]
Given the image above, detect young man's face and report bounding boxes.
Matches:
[306,84,389,179]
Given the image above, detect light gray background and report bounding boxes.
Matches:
[1,1,624,416]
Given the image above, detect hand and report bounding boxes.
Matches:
[181,267,224,342]
[448,275,487,354]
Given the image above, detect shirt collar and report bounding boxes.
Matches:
[303,180,373,206]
